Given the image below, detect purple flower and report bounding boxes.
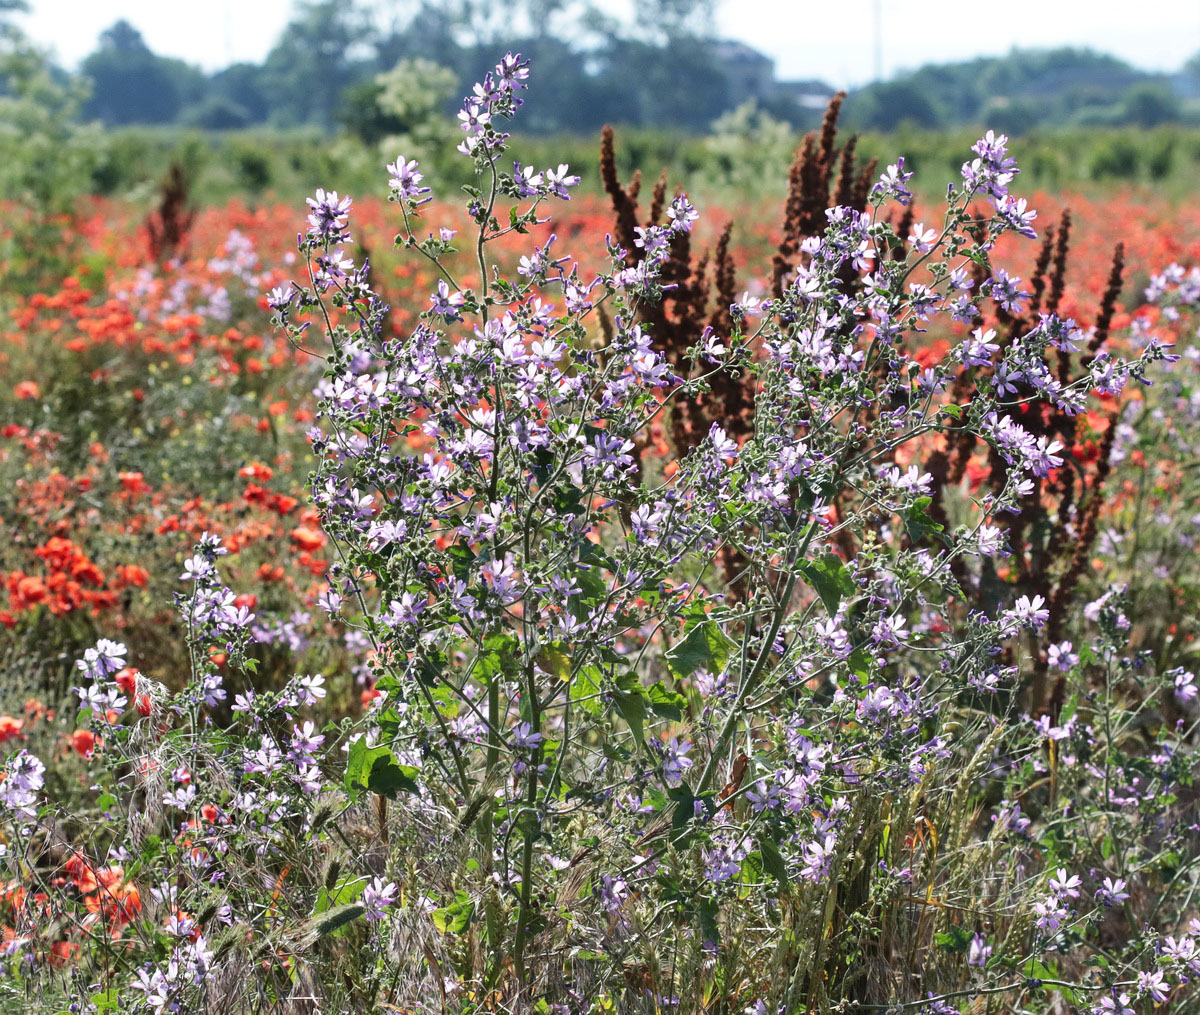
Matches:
[908,222,938,254]
[959,327,1000,367]
[544,163,580,200]
[1091,994,1135,1015]
[457,101,491,134]
[317,587,343,615]
[986,269,1027,313]
[800,833,836,883]
[313,249,354,289]
[1094,877,1130,907]
[1136,971,1169,1004]
[289,721,326,764]
[386,156,431,204]
[661,739,694,788]
[703,843,744,883]
[962,130,1018,201]
[382,592,426,627]
[430,279,466,321]
[0,750,45,821]
[76,638,128,680]
[362,877,397,922]
[181,554,214,581]
[857,685,898,724]
[995,194,1038,239]
[1047,641,1078,672]
[1005,594,1049,631]
[294,673,327,707]
[305,188,353,242]
[1033,894,1068,933]
[708,423,739,461]
[130,966,173,1011]
[512,722,543,751]
[967,932,992,968]
[666,195,698,232]
[1174,669,1198,705]
[872,157,913,205]
[1049,868,1082,900]
[267,284,295,312]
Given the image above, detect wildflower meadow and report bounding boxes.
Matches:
[5,45,1200,1015]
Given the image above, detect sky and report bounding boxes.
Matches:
[15,0,1200,87]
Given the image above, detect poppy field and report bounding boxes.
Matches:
[4,56,1200,1015]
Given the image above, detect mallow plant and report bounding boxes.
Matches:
[3,52,1200,1015]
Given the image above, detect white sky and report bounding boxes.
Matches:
[16,0,1200,87]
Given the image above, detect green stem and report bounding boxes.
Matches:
[512,655,542,984]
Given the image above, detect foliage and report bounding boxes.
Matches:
[259,0,375,129]
[5,49,1200,1015]
[342,57,459,156]
[81,20,205,127]
[0,19,101,293]
[52,1,1200,135]
[845,48,1197,132]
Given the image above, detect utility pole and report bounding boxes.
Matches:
[873,0,883,82]
[223,3,234,68]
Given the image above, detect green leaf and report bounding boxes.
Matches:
[446,542,475,582]
[414,650,446,687]
[480,633,521,681]
[315,874,367,914]
[934,925,972,952]
[666,619,735,679]
[669,784,696,830]
[740,851,767,886]
[432,890,475,934]
[345,737,419,800]
[89,989,121,1013]
[758,836,789,891]
[847,648,875,682]
[571,665,605,717]
[537,642,572,682]
[697,897,720,945]
[430,684,459,718]
[570,567,608,617]
[613,687,647,748]
[901,496,948,545]
[1021,958,1066,996]
[798,553,855,614]
[646,681,687,720]
[553,483,585,517]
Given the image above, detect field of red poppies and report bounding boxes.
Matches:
[4,185,1197,705]
[5,107,1200,1012]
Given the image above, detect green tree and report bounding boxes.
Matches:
[81,20,204,125]
[633,0,715,43]
[261,0,374,128]
[848,79,944,130]
[341,57,457,148]
[1181,48,1200,92]
[209,63,271,124]
[1120,81,1181,127]
[0,11,102,292]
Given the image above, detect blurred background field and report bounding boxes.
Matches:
[4,1,1200,221]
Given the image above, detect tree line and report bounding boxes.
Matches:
[19,0,1200,134]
